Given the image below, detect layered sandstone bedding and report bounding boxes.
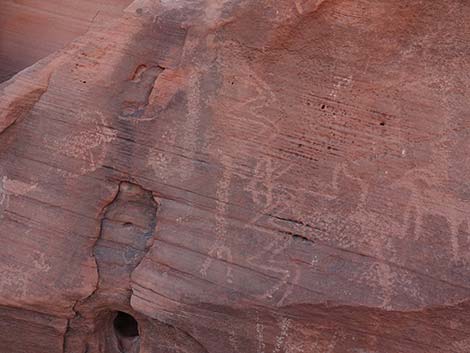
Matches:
[0,0,132,81]
[1,0,470,352]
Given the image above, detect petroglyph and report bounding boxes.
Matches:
[247,234,298,305]
[147,129,177,182]
[2,177,38,196]
[0,175,38,219]
[45,111,117,175]
[32,251,52,272]
[0,264,32,299]
[393,166,470,262]
[329,75,353,100]
[255,316,266,353]
[0,250,51,300]
[273,317,292,353]
[228,329,240,352]
[200,155,234,284]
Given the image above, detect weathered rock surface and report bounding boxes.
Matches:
[0,0,133,82]
[1,0,470,352]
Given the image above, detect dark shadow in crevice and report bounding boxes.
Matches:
[112,311,141,353]
[114,311,139,338]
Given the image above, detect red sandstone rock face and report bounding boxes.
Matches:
[1,0,470,352]
[0,0,133,81]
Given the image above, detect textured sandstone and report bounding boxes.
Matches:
[1,0,470,352]
[0,0,132,82]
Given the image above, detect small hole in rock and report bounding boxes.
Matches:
[380,122,385,126]
[114,311,139,337]
[321,104,326,110]
[123,222,133,227]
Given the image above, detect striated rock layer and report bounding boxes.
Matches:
[1,0,470,352]
[0,0,133,82]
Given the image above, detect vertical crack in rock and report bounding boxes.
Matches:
[93,181,158,296]
[63,181,158,353]
[61,182,122,353]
